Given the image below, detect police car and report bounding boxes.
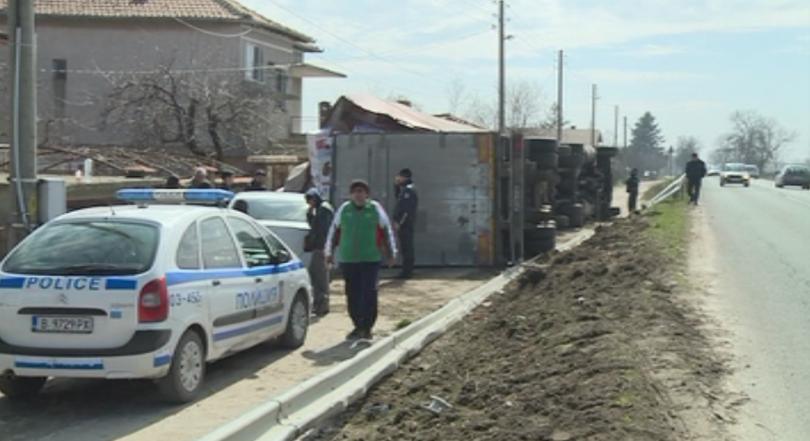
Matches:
[0,189,311,402]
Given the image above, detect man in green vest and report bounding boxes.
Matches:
[325,179,398,340]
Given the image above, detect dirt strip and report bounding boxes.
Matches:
[309,215,732,441]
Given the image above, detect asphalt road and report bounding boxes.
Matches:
[691,177,810,440]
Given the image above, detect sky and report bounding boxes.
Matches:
[243,0,810,162]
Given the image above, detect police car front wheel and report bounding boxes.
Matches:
[0,375,47,399]
[279,292,309,349]
[158,330,206,403]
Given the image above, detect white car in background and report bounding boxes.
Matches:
[720,163,751,187]
[229,192,313,267]
[0,189,311,403]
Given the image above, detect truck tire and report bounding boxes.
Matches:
[554,215,570,229]
[158,330,206,403]
[525,224,557,241]
[0,376,46,399]
[535,152,558,170]
[279,292,309,349]
[558,153,584,169]
[557,144,572,157]
[567,203,585,228]
[525,205,553,224]
[526,139,557,159]
[525,237,556,256]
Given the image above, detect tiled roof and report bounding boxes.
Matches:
[0,0,314,42]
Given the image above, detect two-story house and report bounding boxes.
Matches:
[0,0,343,163]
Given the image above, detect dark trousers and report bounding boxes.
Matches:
[341,262,380,331]
[398,227,415,276]
[628,191,639,213]
[687,179,702,204]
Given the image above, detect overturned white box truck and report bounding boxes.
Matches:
[329,132,618,267]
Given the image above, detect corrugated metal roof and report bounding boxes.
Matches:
[0,0,314,42]
[341,94,488,133]
[524,127,603,146]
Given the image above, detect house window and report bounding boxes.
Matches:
[52,59,67,118]
[244,43,264,82]
[276,71,288,96]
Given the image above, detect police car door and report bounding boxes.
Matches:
[227,217,284,344]
[261,229,297,332]
[198,216,254,355]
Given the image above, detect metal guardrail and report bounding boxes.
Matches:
[646,174,686,209]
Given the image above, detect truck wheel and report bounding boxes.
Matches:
[280,293,309,349]
[158,330,206,403]
[525,237,556,256]
[554,215,570,229]
[535,152,558,170]
[525,224,556,241]
[568,204,585,228]
[0,375,46,399]
[557,144,572,157]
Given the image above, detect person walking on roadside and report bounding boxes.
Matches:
[304,188,334,316]
[393,168,418,279]
[685,153,707,205]
[625,168,640,214]
[325,180,397,340]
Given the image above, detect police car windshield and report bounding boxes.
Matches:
[240,197,308,223]
[3,221,159,276]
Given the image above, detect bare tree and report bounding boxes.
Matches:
[446,78,467,115]
[674,136,701,170]
[539,102,569,131]
[102,61,287,161]
[457,80,545,134]
[719,111,796,170]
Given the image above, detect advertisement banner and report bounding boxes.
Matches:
[306,130,333,200]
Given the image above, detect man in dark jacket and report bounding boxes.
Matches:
[625,168,640,214]
[218,170,235,192]
[188,167,213,189]
[393,168,418,279]
[685,153,707,205]
[246,169,268,191]
[305,188,334,316]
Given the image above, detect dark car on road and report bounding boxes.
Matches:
[775,165,810,190]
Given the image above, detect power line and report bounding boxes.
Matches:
[263,0,427,79]
[172,17,252,38]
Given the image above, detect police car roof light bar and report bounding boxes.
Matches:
[116,189,235,205]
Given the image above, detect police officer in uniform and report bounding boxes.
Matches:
[393,168,418,279]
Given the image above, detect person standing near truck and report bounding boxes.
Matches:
[625,168,640,214]
[393,168,418,279]
[685,153,708,205]
[304,188,334,316]
[325,180,397,340]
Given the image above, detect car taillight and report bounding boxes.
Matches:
[139,278,169,323]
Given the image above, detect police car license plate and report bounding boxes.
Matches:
[32,316,94,334]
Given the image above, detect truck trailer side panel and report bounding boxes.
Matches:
[333,133,496,266]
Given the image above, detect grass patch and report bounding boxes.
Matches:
[394,319,412,330]
[643,198,688,260]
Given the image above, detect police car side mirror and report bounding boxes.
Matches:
[271,249,291,265]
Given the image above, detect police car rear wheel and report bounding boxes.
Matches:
[280,293,309,349]
[158,331,205,403]
[0,375,46,399]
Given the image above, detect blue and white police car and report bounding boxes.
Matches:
[0,189,311,402]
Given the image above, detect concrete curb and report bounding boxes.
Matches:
[197,229,595,441]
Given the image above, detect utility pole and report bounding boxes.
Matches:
[6,0,38,251]
[590,84,598,146]
[556,49,564,142]
[613,105,619,147]
[497,0,505,135]
[623,116,628,148]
